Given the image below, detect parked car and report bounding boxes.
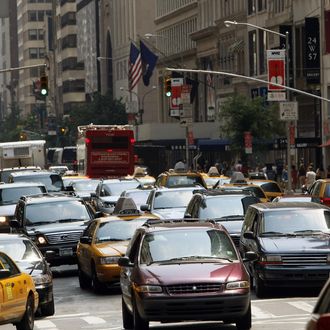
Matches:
[0,233,54,316]
[240,202,330,298]
[8,170,65,193]
[140,186,200,219]
[118,219,257,330]
[308,179,330,207]
[154,170,207,189]
[0,182,47,232]
[0,251,39,330]
[305,277,330,330]
[10,193,96,266]
[90,178,141,214]
[184,190,260,246]
[77,203,155,292]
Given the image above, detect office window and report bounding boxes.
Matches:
[28,11,37,22]
[249,30,257,76]
[259,30,266,74]
[28,29,38,40]
[258,0,267,11]
[248,0,256,15]
[29,48,38,59]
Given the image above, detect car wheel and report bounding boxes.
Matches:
[91,263,103,293]
[122,297,134,329]
[40,294,55,316]
[16,294,34,330]
[236,303,252,330]
[78,264,91,289]
[133,299,149,330]
[255,274,267,298]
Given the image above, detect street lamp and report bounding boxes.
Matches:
[224,20,292,192]
[120,86,157,124]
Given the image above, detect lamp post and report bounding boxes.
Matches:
[120,85,157,124]
[224,20,292,192]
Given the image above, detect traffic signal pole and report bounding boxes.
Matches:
[0,63,46,74]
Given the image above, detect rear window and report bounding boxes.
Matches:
[10,174,63,192]
[260,182,281,193]
[167,175,204,187]
[0,186,46,205]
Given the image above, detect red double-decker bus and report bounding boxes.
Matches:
[76,125,135,178]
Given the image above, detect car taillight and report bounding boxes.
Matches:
[321,198,330,206]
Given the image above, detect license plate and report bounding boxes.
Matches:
[59,248,73,256]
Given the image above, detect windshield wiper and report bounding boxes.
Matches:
[155,255,233,264]
[261,231,285,236]
[27,221,54,226]
[58,218,84,223]
[214,215,244,221]
[293,229,324,235]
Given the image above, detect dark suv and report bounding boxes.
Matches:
[184,190,260,246]
[10,193,95,266]
[118,219,256,330]
[240,202,330,298]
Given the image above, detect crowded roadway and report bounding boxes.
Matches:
[1,160,330,330]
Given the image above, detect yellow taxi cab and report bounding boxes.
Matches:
[199,166,230,189]
[308,178,330,207]
[218,182,269,202]
[125,166,156,187]
[0,251,39,330]
[76,197,158,293]
[247,179,283,201]
[155,170,207,189]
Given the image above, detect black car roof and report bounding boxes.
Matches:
[250,201,329,211]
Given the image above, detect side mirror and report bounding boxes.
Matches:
[65,186,74,192]
[79,236,92,244]
[184,212,192,218]
[0,269,11,279]
[9,219,21,228]
[140,204,150,212]
[90,192,96,198]
[94,211,103,219]
[118,256,134,267]
[243,251,258,262]
[243,231,255,240]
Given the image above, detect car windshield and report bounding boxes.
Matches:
[261,209,330,235]
[0,186,45,205]
[260,182,281,193]
[104,181,141,195]
[95,219,146,242]
[140,229,238,265]
[167,175,203,187]
[199,196,244,218]
[154,190,194,209]
[13,174,63,192]
[124,190,151,207]
[0,239,40,261]
[73,180,99,192]
[244,187,266,199]
[25,200,91,225]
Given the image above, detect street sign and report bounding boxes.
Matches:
[267,49,286,91]
[279,101,298,121]
[267,91,286,101]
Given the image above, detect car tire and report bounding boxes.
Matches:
[122,297,134,329]
[133,299,149,330]
[255,274,267,298]
[91,263,103,293]
[236,303,252,330]
[78,264,91,289]
[40,294,55,316]
[16,294,35,330]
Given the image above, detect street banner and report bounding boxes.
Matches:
[170,78,183,111]
[244,131,252,154]
[267,49,286,91]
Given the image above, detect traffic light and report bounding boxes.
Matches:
[19,131,27,141]
[40,75,48,96]
[165,77,172,97]
[59,127,66,135]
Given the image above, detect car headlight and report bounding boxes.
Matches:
[133,284,163,293]
[226,281,250,290]
[259,255,282,264]
[33,273,52,285]
[0,216,7,223]
[99,256,120,264]
[36,235,47,245]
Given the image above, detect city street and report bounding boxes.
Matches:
[1,265,320,330]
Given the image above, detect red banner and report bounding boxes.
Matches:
[267,50,286,91]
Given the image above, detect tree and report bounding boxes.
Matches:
[60,91,128,145]
[218,94,285,156]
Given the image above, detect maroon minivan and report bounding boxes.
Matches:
[118,219,257,330]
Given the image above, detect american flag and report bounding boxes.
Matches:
[128,42,142,90]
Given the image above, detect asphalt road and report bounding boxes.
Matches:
[2,265,320,330]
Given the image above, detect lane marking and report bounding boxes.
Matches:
[252,305,276,319]
[81,316,106,324]
[288,301,314,313]
[35,319,58,329]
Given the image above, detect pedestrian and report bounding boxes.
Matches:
[298,163,306,189]
[291,165,298,192]
[281,165,288,190]
[174,159,186,172]
[305,165,316,191]
[315,167,325,180]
